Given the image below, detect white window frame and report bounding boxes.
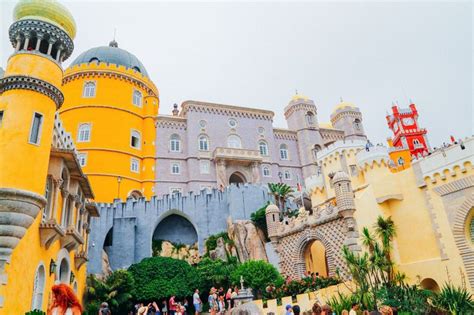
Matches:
[28,112,44,145]
[198,135,209,151]
[200,160,210,174]
[131,129,141,149]
[306,112,315,125]
[82,81,96,98]
[280,144,289,160]
[77,123,91,143]
[259,141,268,156]
[130,158,140,173]
[31,263,46,310]
[284,170,292,180]
[262,166,271,177]
[227,134,242,149]
[228,118,238,128]
[171,162,181,175]
[77,152,87,167]
[170,134,181,152]
[132,89,143,107]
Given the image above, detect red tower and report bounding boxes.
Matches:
[386,103,430,158]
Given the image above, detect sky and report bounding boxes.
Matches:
[1,0,472,146]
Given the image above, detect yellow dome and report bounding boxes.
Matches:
[333,101,357,112]
[319,122,334,129]
[291,94,309,101]
[13,0,76,39]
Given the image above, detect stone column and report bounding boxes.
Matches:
[56,45,63,62]
[216,160,227,189]
[47,39,55,56]
[251,162,260,183]
[35,33,43,51]
[15,35,21,51]
[51,178,62,221]
[23,33,30,50]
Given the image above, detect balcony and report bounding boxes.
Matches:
[74,250,88,270]
[60,226,84,251]
[39,219,65,249]
[213,147,262,164]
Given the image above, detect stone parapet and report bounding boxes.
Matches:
[316,139,366,162]
[356,146,391,169]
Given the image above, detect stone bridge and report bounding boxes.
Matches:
[87,184,275,274]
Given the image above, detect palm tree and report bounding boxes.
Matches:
[374,216,396,283]
[268,183,294,214]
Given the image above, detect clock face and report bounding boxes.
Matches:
[402,117,415,126]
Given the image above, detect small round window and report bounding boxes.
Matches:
[258,127,265,134]
[199,120,207,128]
[228,118,237,128]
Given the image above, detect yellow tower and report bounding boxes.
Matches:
[0,0,75,273]
[60,42,159,202]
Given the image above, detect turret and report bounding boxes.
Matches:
[0,0,76,271]
[330,101,366,141]
[265,204,280,241]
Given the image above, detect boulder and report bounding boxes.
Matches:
[101,249,113,278]
[209,236,228,261]
[227,218,268,262]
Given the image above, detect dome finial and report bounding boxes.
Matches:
[109,28,118,47]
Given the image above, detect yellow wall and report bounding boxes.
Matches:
[60,63,159,202]
[304,240,328,277]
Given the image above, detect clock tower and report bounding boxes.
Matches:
[386,103,430,159]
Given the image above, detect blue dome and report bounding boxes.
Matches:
[70,44,149,77]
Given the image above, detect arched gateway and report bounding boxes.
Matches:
[87,184,272,274]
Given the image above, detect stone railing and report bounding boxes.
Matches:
[253,282,354,314]
[213,147,262,162]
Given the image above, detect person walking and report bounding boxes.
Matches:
[193,289,202,315]
[169,295,177,315]
[47,283,82,315]
[99,302,111,315]
[225,288,232,311]
[162,300,168,315]
[208,287,218,315]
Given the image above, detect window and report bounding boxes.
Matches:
[280,144,289,160]
[130,158,139,173]
[228,118,237,128]
[284,170,292,180]
[29,112,43,144]
[199,120,207,128]
[170,187,182,195]
[259,141,268,156]
[227,135,242,148]
[131,130,141,149]
[77,123,91,142]
[258,127,265,134]
[43,177,53,221]
[171,163,180,174]
[469,214,474,244]
[262,166,271,177]
[77,153,87,167]
[312,144,322,159]
[132,90,142,107]
[413,139,420,145]
[170,134,181,152]
[83,81,96,98]
[398,157,405,166]
[306,112,315,125]
[0,110,3,127]
[31,264,46,310]
[354,118,361,131]
[349,165,358,176]
[61,196,72,227]
[200,160,210,174]
[199,135,209,151]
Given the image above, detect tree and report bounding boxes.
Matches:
[267,183,294,214]
[250,202,270,240]
[128,256,200,301]
[231,260,283,298]
[374,216,396,282]
[196,257,238,294]
[84,270,135,315]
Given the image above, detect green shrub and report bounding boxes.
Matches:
[128,256,200,301]
[327,292,359,314]
[250,202,270,240]
[432,284,474,314]
[231,260,283,298]
[25,311,45,315]
[377,284,433,313]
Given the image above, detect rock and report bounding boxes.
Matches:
[155,241,201,264]
[227,218,268,262]
[101,249,113,278]
[210,236,228,261]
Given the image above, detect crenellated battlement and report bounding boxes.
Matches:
[356,146,391,171]
[316,139,365,163]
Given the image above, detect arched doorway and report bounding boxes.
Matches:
[420,278,440,293]
[304,240,328,277]
[58,258,69,283]
[153,214,198,246]
[229,172,246,185]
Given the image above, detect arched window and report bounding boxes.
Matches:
[132,90,142,107]
[280,144,289,160]
[413,139,421,146]
[469,214,474,244]
[82,82,96,98]
[306,112,315,125]
[259,141,268,156]
[354,118,361,131]
[31,264,46,310]
[170,134,181,152]
[312,144,322,159]
[284,170,292,180]
[131,130,141,149]
[262,166,271,177]
[171,163,180,174]
[227,135,242,148]
[129,190,143,200]
[198,135,209,151]
[77,123,91,142]
[89,57,99,63]
[43,177,53,221]
[61,196,73,228]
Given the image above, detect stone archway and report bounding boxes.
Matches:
[152,214,198,246]
[304,240,328,277]
[420,278,440,293]
[229,172,246,185]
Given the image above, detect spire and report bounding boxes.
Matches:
[109,28,118,47]
[172,103,179,116]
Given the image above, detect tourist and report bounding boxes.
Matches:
[225,288,232,310]
[293,305,301,315]
[162,300,168,315]
[183,298,189,315]
[169,295,177,315]
[47,283,82,315]
[311,303,322,315]
[149,302,160,315]
[137,303,151,315]
[230,286,238,308]
[321,305,332,315]
[193,289,202,315]
[285,304,293,315]
[349,303,359,315]
[217,294,226,314]
[99,302,111,315]
[208,287,218,315]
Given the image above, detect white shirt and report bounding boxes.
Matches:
[52,308,73,315]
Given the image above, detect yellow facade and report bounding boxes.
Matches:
[387,137,412,172]
[60,62,159,202]
[309,139,474,292]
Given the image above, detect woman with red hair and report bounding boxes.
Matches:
[47,283,83,315]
